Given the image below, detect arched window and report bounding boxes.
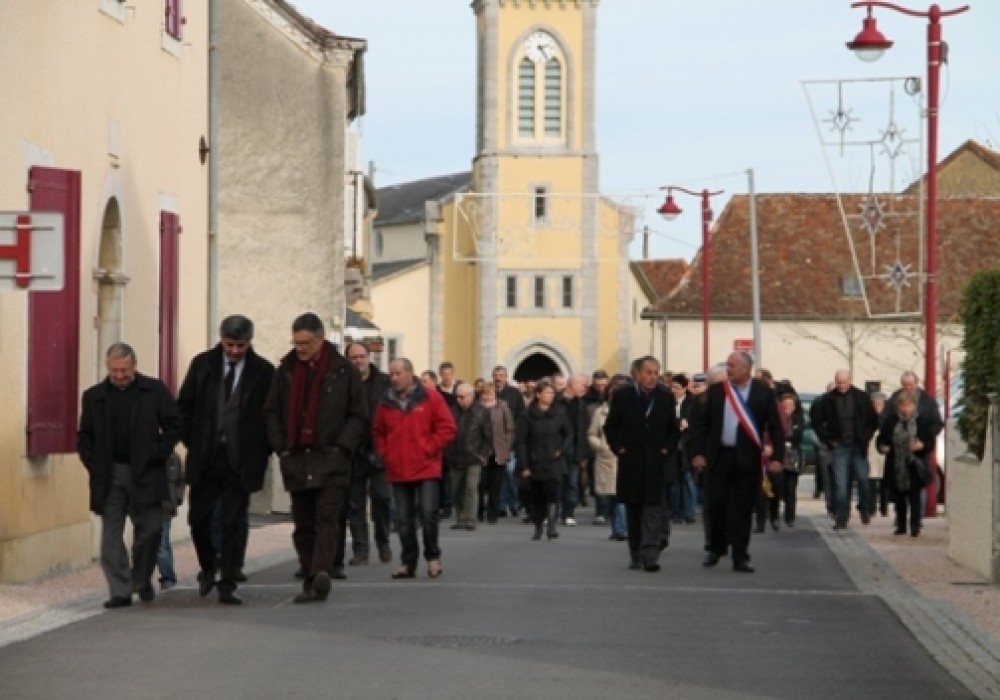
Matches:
[544,59,562,136]
[518,58,536,137]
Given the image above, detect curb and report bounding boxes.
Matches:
[814,514,1000,699]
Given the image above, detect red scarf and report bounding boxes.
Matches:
[286,341,330,450]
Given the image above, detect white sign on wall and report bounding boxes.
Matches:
[0,212,64,291]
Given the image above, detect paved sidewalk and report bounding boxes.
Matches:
[1,489,998,696]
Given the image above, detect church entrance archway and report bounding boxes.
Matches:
[514,352,560,382]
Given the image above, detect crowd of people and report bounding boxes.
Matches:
[76,312,942,609]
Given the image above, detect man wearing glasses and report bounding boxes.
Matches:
[263,313,369,603]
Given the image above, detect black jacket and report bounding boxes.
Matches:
[603,383,678,505]
[516,401,572,482]
[77,374,182,514]
[176,344,275,492]
[813,386,877,449]
[445,402,493,469]
[689,379,785,473]
[354,363,390,473]
[263,343,370,492]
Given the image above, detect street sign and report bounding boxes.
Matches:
[0,212,64,291]
[733,338,754,353]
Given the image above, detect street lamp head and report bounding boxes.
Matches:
[847,7,893,62]
[657,192,682,221]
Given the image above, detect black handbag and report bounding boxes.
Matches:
[910,456,933,487]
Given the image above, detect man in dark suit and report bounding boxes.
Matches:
[78,342,181,609]
[690,351,784,573]
[603,355,678,572]
[177,315,275,605]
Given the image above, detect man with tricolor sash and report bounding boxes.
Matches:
[690,351,784,573]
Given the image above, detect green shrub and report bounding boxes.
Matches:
[957,269,1000,459]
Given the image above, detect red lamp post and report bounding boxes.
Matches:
[658,186,724,371]
[846,1,969,402]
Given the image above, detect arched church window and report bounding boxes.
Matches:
[544,59,562,136]
[518,58,536,137]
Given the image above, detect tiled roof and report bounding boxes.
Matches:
[652,193,1000,322]
[375,172,473,226]
[633,259,688,301]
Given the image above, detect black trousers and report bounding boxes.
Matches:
[290,476,349,582]
[705,448,759,563]
[482,459,506,522]
[188,449,250,590]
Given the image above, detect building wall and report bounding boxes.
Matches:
[217,0,358,366]
[0,0,208,581]
[374,222,427,264]
[371,265,431,374]
[663,318,962,393]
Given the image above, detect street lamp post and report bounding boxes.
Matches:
[658,186,724,371]
[846,1,970,401]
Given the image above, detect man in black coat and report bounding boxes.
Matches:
[690,352,784,573]
[603,356,678,572]
[344,342,392,565]
[176,315,275,605]
[812,370,878,529]
[78,342,181,609]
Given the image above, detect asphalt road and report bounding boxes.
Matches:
[0,510,973,700]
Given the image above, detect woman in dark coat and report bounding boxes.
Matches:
[516,379,572,541]
[876,390,937,537]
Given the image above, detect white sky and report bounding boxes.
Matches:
[293,1,999,260]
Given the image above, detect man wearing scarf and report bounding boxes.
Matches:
[263,313,369,603]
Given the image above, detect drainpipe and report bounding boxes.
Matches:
[206,0,220,342]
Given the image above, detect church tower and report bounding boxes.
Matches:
[465,0,630,379]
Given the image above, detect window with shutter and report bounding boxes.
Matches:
[164,0,183,40]
[27,167,82,455]
[518,58,535,137]
[159,211,181,393]
[544,59,562,136]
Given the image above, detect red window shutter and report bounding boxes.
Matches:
[159,211,181,394]
[27,167,82,455]
[165,0,183,40]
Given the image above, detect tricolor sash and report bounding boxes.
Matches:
[723,380,761,450]
[724,380,774,497]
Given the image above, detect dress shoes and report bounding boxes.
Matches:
[832,521,848,531]
[103,596,133,609]
[292,589,327,604]
[233,571,248,583]
[378,544,392,563]
[332,566,347,580]
[642,562,661,573]
[702,553,722,568]
[293,567,305,579]
[218,589,243,605]
[137,583,156,603]
[733,560,755,573]
[348,555,369,566]
[197,571,216,597]
[312,571,332,596]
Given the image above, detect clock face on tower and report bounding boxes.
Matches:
[524,31,557,63]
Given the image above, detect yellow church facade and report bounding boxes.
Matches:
[370,0,635,380]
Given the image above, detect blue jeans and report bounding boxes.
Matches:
[393,480,441,570]
[669,471,697,521]
[559,461,579,520]
[156,518,177,586]
[832,444,870,524]
[499,455,520,512]
[610,501,627,538]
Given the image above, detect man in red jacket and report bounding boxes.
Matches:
[374,358,456,580]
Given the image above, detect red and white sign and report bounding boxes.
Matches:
[733,337,754,353]
[0,212,64,291]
